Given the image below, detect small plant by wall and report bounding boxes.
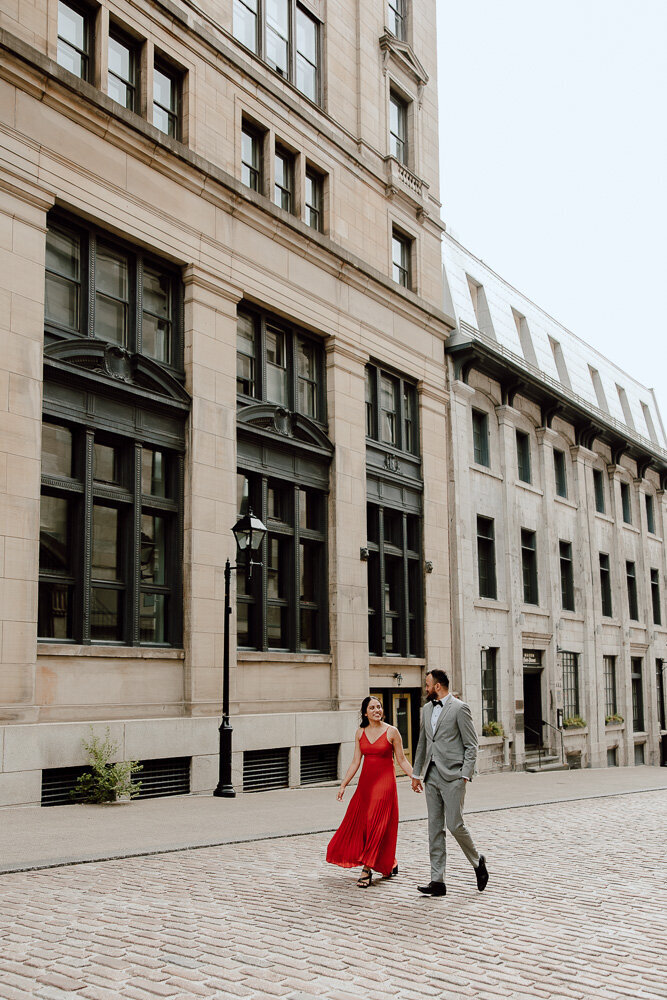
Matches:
[563,715,587,730]
[72,729,142,804]
[482,720,504,738]
[605,713,624,726]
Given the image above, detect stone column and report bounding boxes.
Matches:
[325,338,369,711]
[606,464,634,765]
[0,179,54,724]
[182,265,241,719]
[571,445,605,766]
[494,404,524,766]
[445,379,475,699]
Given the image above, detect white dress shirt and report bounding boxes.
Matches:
[430,691,452,730]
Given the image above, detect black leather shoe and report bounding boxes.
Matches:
[417,881,446,896]
[475,855,489,892]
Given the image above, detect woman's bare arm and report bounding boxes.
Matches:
[337,729,363,800]
[388,727,413,778]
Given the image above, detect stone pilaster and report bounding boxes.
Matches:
[325,338,369,711]
[0,177,54,723]
[182,265,241,717]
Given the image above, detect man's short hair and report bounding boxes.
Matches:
[428,668,450,689]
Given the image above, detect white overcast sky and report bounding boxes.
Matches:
[436,0,667,429]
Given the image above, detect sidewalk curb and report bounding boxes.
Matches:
[1,784,664,876]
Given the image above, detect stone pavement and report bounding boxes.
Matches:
[2,765,667,873]
[0,788,666,1000]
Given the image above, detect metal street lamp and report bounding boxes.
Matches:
[213,506,267,798]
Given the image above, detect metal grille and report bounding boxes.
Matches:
[243,747,289,792]
[41,766,88,806]
[40,756,190,806]
[300,744,338,785]
[136,757,190,799]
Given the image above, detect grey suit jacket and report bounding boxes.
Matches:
[412,697,478,783]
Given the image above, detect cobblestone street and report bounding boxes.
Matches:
[1,790,665,1000]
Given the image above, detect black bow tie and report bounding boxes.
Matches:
[432,699,443,707]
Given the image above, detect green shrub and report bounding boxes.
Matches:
[72,729,142,803]
[482,720,504,738]
[563,715,587,729]
[605,713,624,725]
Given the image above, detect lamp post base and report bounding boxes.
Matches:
[213,784,236,798]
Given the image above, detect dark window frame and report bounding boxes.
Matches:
[620,481,632,524]
[472,408,490,467]
[559,540,575,612]
[593,468,605,513]
[274,145,295,213]
[516,430,531,484]
[477,516,497,600]
[645,493,656,534]
[481,647,498,728]
[304,166,323,232]
[387,0,406,39]
[367,503,423,658]
[389,89,408,164]
[236,305,326,424]
[631,657,644,731]
[562,651,579,719]
[44,213,183,372]
[108,23,140,112]
[232,0,322,105]
[57,0,93,82]
[603,655,617,717]
[521,528,539,605]
[153,57,181,140]
[626,560,639,621]
[365,363,418,456]
[650,568,662,625]
[391,228,412,289]
[236,472,328,653]
[553,448,567,498]
[599,552,613,617]
[39,421,183,647]
[241,119,264,193]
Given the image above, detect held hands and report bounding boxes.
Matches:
[411,777,423,793]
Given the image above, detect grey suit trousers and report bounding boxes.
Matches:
[425,765,480,881]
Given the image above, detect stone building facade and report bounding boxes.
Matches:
[0,2,664,807]
[443,234,667,774]
[0,0,455,806]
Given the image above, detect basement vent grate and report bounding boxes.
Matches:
[243,747,289,792]
[40,756,191,806]
[300,743,339,785]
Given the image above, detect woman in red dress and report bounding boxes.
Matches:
[327,696,415,887]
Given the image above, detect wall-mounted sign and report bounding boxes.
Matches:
[523,649,542,666]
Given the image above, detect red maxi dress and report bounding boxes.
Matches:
[326,728,399,877]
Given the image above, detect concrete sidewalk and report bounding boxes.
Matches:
[1,764,665,874]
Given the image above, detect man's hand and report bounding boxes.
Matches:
[411,777,423,793]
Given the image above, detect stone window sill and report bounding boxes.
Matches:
[470,463,503,481]
[554,495,578,511]
[473,599,510,612]
[237,651,332,664]
[37,644,185,659]
[514,480,544,497]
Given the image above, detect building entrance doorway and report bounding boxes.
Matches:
[370,688,418,772]
[523,670,543,748]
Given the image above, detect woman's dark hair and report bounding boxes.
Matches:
[360,696,382,728]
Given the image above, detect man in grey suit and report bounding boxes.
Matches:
[411,669,489,896]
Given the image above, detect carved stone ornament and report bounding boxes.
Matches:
[273,407,296,437]
[383,453,400,473]
[102,344,134,382]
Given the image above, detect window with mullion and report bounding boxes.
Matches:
[366,363,418,456]
[650,568,661,625]
[559,540,575,611]
[554,449,567,498]
[45,214,182,370]
[631,658,644,731]
[481,648,498,727]
[57,0,92,81]
[233,0,321,103]
[242,121,263,192]
[274,147,294,213]
[645,494,656,534]
[38,425,181,646]
[387,0,406,39]
[516,430,531,483]
[521,528,538,605]
[236,306,325,422]
[600,552,613,616]
[391,230,411,288]
[153,61,180,138]
[562,652,579,718]
[305,168,322,231]
[626,560,639,620]
[108,28,138,112]
[472,409,489,467]
[389,91,408,164]
[603,656,617,717]
[366,504,422,658]
[593,468,605,513]
[236,473,327,652]
[477,516,497,600]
